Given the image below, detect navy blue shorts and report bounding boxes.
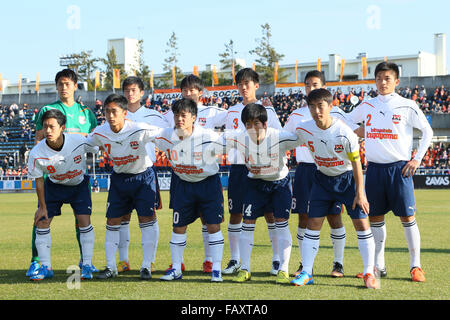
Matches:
[171,174,224,227]
[292,162,316,214]
[365,161,416,217]
[106,167,156,219]
[308,170,365,220]
[227,164,249,214]
[242,176,292,220]
[43,175,92,219]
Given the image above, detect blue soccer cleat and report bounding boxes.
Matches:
[160,268,182,281]
[81,264,94,280]
[30,265,54,281]
[290,271,314,286]
[211,270,223,282]
[26,261,40,277]
[79,260,99,273]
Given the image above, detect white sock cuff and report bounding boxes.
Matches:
[304,229,321,240]
[402,219,417,228]
[36,228,50,235]
[79,225,93,233]
[241,223,255,233]
[170,232,187,246]
[356,229,374,239]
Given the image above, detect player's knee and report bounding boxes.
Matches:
[264,212,275,223]
[206,224,220,234]
[298,213,308,228]
[327,214,344,229]
[229,213,243,224]
[75,214,91,228]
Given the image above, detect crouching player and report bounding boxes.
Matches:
[27,109,98,280]
[222,103,300,284]
[87,94,161,280]
[156,98,225,282]
[291,89,378,289]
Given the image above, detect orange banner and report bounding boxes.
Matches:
[95,71,100,88]
[35,72,39,92]
[362,57,368,79]
[294,60,298,83]
[0,73,3,92]
[150,70,154,89]
[317,58,321,72]
[252,63,256,71]
[212,65,219,85]
[340,59,346,81]
[232,61,236,85]
[274,62,279,84]
[113,69,121,89]
[172,66,176,87]
[193,65,199,77]
[18,74,22,92]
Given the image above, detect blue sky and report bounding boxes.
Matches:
[1,0,448,82]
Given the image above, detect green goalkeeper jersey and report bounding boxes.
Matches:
[34,100,97,134]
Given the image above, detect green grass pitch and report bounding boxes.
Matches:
[0,189,449,300]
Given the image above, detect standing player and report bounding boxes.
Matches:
[116,76,169,274]
[87,94,161,280]
[291,89,377,289]
[348,62,433,282]
[222,104,300,284]
[284,70,358,277]
[27,69,98,277]
[163,75,227,273]
[27,109,97,280]
[157,98,225,282]
[222,68,283,276]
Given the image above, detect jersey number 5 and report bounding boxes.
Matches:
[307,141,315,152]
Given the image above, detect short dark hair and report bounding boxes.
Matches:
[374,61,399,79]
[55,69,77,84]
[235,68,259,85]
[41,109,66,127]
[122,76,145,91]
[180,74,204,92]
[306,88,333,106]
[304,70,326,85]
[241,103,267,125]
[104,94,128,111]
[172,98,198,117]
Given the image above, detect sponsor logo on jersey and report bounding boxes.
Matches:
[78,115,86,124]
[392,114,401,124]
[198,117,206,126]
[334,144,344,153]
[73,155,82,164]
[193,152,203,161]
[130,141,139,150]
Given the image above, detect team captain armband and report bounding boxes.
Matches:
[347,150,360,162]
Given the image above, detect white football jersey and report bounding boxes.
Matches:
[225,102,282,164]
[161,103,227,130]
[348,93,433,163]
[125,105,169,162]
[296,118,360,177]
[28,134,98,186]
[154,125,220,183]
[284,106,358,164]
[223,127,300,181]
[87,120,162,174]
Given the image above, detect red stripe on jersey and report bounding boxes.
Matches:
[227,111,239,114]
[296,127,314,136]
[156,137,174,145]
[226,138,249,150]
[94,132,108,139]
[361,102,376,108]
[33,157,50,171]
